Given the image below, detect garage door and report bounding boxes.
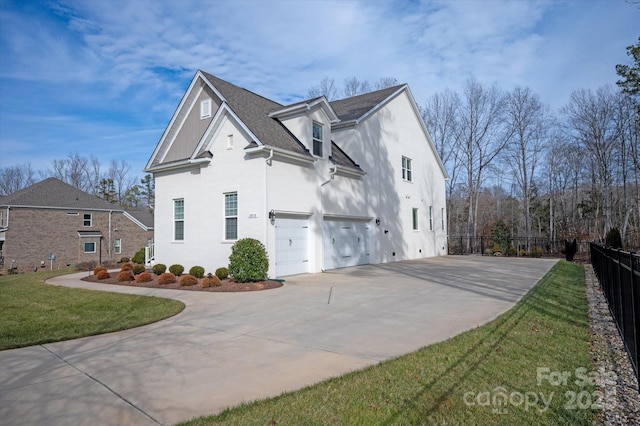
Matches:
[275,218,309,277]
[323,220,370,270]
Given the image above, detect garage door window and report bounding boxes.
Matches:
[225,192,238,240]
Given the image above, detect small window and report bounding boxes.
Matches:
[402,156,412,182]
[83,214,92,227]
[84,242,96,253]
[429,206,433,231]
[225,192,238,240]
[114,238,122,255]
[174,199,184,241]
[0,210,4,227]
[412,208,419,230]
[441,207,445,230]
[312,122,323,157]
[200,98,212,119]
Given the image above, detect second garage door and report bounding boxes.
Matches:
[323,219,371,270]
[275,217,309,277]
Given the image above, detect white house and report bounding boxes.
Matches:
[145,71,448,277]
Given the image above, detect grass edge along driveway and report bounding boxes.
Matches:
[180,261,597,426]
[0,269,185,350]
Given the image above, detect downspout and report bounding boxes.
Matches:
[265,149,274,276]
[108,210,112,262]
[320,164,337,272]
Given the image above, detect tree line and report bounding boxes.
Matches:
[0,153,154,211]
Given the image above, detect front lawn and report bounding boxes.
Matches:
[180,261,596,425]
[0,269,185,350]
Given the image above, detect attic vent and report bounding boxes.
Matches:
[227,134,234,150]
[200,98,212,120]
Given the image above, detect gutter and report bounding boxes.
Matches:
[245,145,315,163]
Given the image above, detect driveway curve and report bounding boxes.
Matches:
[0,256,557,425]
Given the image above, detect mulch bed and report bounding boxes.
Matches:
[81,272,283,292]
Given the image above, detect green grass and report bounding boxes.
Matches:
[0,269,185,350]
[179,261,596,426]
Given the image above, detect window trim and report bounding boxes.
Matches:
[174,199,184,241]
[83,213,92,227]
[224,192,238,240]
[312,122,323,157]
[84,242,96,253]
[412,208,419,231]
[114,238,122,255]
[402,156,412,182]
[429,206,433,231]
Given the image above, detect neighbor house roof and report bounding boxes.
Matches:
[0,178,120,211]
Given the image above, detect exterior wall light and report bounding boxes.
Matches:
[268,210,276,222]
[375,218,381,226]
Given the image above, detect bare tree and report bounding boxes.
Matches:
[308,76,399,101]
[503,86,549,248]
[107,159,136,205]
[307,76,339,100]
[343,77,372,97]
[374,77,399,90]
[0,163,38,195]
[48,152,93,193]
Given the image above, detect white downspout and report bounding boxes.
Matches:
[108,211,112,262]
[320,164,337,271]
[265,149,274,276]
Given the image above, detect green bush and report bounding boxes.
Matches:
[605,227,623,248]
[152,263,166,275]
[189,266,205,278]
[132,264,146,275]
[169,264,184,276]
[531,246,543,258]
[228,238,269,283]
[119,257,130,263]
[132,248,146,264]
[215,267,229,280]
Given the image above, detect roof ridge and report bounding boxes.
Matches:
[332,83,406,103]
[200,71,284,108]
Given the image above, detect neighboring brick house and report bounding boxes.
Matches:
[0,178,153,272]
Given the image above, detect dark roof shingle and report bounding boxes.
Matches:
[330,84,405,122]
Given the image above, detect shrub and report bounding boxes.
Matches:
[169,264,184,276]
[152,263,167,275]
[135,272,153,283]
[215,267,229,280]
[565,239,577,262]
[189,266,205,279]
[119,257,130,263]
[605,227,623,248]
[117,270,134,282]
[531,246,543,258]
[76,261,97,271]
[179,274,198,286]
[158,272,177,284]
[228,238,269,283]
[120,263,133,272]
[202,273,222,288]
[96,270,111,280]
[132,248,146,264]
[132,264,146,275]
[93,266,107,276]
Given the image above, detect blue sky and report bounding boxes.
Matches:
[0,0,638,179]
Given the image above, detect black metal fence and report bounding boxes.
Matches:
[448,236,590,261]
[590,243,640,388]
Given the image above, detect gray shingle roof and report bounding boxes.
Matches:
[330,84,405,122]
[0,178,121,210]
[126,207,154,229]
[330,141,363,173]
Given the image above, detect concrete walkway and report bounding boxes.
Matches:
[0,256,557,425]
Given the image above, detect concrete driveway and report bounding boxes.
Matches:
[0,256,557,425]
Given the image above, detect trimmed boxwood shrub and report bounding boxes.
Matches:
[215,267,229,280]
[117,270,134,282]
[135,272,153,283]
[169,264,184,276]
[202,274,222,288]
[120,263,133,272]
[152,263,167,275]
[228,238,269,283]
[93,266,107,276]
[132,248,145,264]
[189,266,205,279]
[96,270,111,280]
[179,274,198,286]
[132,264,146,275]
[158,272,177,284]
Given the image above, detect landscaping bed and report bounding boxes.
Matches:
[82,271,283,292]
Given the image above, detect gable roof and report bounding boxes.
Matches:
[330,84,406,123]
[0,178,121,211]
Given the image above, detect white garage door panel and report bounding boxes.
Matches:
[323,220,370,270]
[275,218,309,277]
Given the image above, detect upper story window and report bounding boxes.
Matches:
[402,156,412,182]
[174,199,184,241]
[83,213,92,227]
[200,98,212,120]
[225,192,238,240]
[312,122,323,157]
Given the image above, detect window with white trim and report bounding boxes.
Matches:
[412,208,419,230]
[312,122,323,157]
[402,156,412,181]
[114,238,122,255]
[200,98,212,119]
[429,206,433,231]
[174,199,184,241]
[225,192,238,240]
[442,207,445,230]
[84,242,96,253]
[83,213,92,227]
